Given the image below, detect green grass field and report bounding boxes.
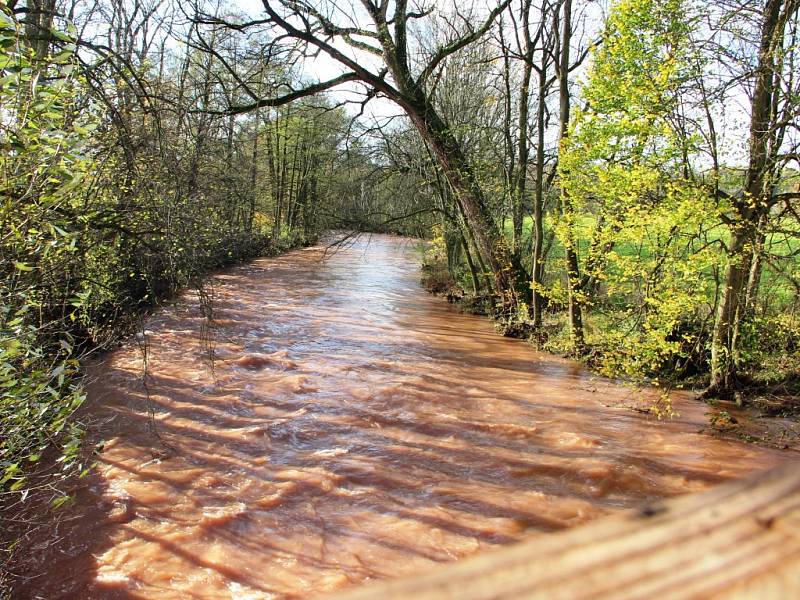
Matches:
[501,213,799,297]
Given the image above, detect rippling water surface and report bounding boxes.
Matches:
[22,235,786,598]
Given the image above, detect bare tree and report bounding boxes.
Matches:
[193,0,532,313]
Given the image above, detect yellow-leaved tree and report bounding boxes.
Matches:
[557,0,721,379]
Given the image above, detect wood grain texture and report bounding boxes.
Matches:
[324,462,800,600]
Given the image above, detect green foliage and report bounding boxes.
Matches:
[0,323,86,494]
[0,1,358,510]
[420,224,458,295]
[737,313,800,380]
[0,6,91,495]
[556,0,719,380]
[585,185,722,379]
[582,0,694,118]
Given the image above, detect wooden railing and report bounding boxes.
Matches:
[325,462,800,599]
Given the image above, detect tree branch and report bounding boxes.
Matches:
[212,71,362,114]
[418,0,511,86]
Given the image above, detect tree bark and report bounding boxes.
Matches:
[556,0,585,352]
[710,227,751,394]
[404,91,529,314]
[24,0,55,61]
[531,30,549,329]
[510,0,534,257]
[744,216,767,315]
[461,235,481,294]
[249,107,260,233]
[707,0,789,395]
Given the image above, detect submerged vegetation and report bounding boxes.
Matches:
[1,0,799,589]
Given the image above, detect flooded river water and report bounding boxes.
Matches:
[18,235,788,598]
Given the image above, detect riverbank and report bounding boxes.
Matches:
[420,242,800,452]
[0,234,311,596]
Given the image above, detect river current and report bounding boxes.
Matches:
[17,235,786,598]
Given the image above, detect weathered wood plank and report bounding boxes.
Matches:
[324,462,800,599]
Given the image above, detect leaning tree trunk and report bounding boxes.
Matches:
[405,93,530,315]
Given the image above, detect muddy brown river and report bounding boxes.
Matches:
[16,235,788,598]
